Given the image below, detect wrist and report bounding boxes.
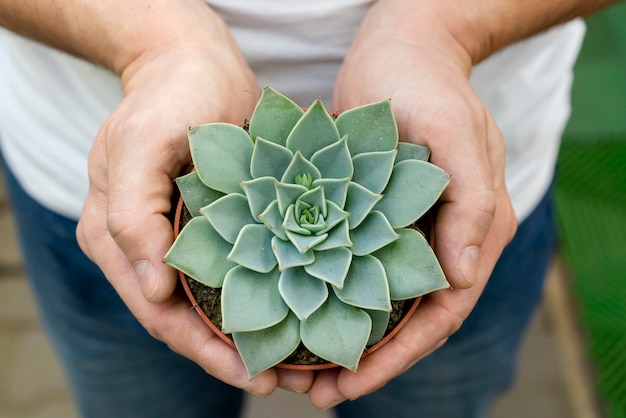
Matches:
[376,0,615,65]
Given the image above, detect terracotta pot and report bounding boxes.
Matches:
[172,193,432,371]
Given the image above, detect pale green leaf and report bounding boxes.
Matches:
[233,311,301,378]
[227,224,277,273]
[272,236,315,270]
[285,230,328,254]
[240,176,277,221]
[283,204,312,236]
[333,255,391,312]
[301,292,371,371]
[335,100,398,156]
[250,137,294,179]
[304,247,352,288]
[374,228,449,300]
[258,200,287,240]
[221,266,288,333]
[286,99,340,159]
[310,135,353,179]
[249,86,304,146]
[364,309,390,346]
[349,211,400,256]
[344,181,382,229]
[375,160,450,228]
[275,182,308,216]
[280,151,321,186]
[175,171,224,217]
[278,267,329,320]
[396,142,430,162]
[313,219,352,251]
[189,123,253,194]
[318,201,350,235]
[351,149,397,194]
[313,177,350,209]
[199,193,256,244]
[297,186,327,218]
[163,217,235,288]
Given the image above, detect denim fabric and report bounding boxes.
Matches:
[2,158,555,418]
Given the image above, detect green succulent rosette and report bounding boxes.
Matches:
[164,87,450,378]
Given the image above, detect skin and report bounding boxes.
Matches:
[0,0,618,410]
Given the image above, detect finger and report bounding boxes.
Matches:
[308,368,346,410]
[422,105,511,290]
[276,368,315,394]
[77,195,278,396]
[332,288,477,401]
[100,117,188,302]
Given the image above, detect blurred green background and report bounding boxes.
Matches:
[555,2,626,417]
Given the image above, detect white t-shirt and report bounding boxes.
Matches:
[0,0,585,222]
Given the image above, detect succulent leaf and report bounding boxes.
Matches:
[163,217,235,288]
[396,142,431,162]
[278,267,329,320]
[221,266,288,333]
[258,200,288,240]
[313,219,352,251]
[297,186,327,219]
[333,255,392,312]
[285,230,328,254]
[313,177,350,209]
[376,160,450,228]
[352,149,397,194]
[335,100,398,157]
[240,176,277,221]
[189,123,253,194]
[364,308,391,346]
[303,247,352,288]
[344,181,383,229]
[232,311,301,378]
[249,86,304,145]
[318,201,350,235]
[280,151,321,186]
[272,236,315,270]
[227,224,277,273]
[286,99,340,159]
[349,211,400,256]
[200,193,256,244]
[301,292,372,371]
[374,228,449,299]
[250,137,294,179]
[283,204,314,236]
[175,171,224,217]
[310,135,353,179]
[275,182,309,217]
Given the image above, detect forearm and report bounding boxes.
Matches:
[0,0,229,77]
[374,0,619,65]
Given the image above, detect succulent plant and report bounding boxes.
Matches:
[164,87,450,378]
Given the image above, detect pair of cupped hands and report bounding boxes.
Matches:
[76,1,516,410]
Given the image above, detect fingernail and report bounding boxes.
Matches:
[134,261,160,300]
[288,384,309,394]
[246,388,271,399]
[457,246,479,288]
[321,397,346,410]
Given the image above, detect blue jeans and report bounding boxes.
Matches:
[3,159,555,418]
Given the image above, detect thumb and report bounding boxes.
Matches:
[431,114,517,291]
[85,111,187,302]
[106,165,180,302]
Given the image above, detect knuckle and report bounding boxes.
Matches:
[106,209,139,245]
